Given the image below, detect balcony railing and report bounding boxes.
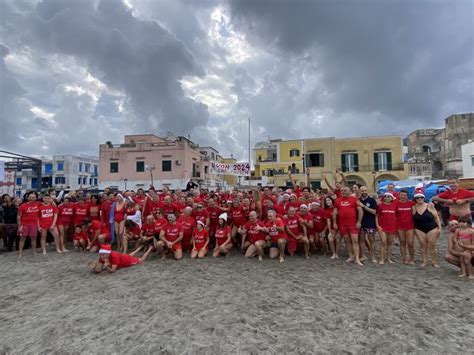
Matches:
[337,163,405,173]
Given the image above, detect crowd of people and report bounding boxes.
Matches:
[1,173,473,278]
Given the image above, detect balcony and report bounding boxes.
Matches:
[336,163,405,173]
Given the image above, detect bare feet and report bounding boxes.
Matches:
[387,258,395,264]
[258,255,263,261]
[458,273,467,277]
[346,257,354,263]
[42,251,47,255]
[62,248,69,252]
[279,257,285,263]
[379,260,385,265]
[420,262,427,267]
[356,260,364,266]
[56,249,62,253]
[330,254,336,260]
[360,256,367,262]
[432,263,440,268]
[372,258,378,263]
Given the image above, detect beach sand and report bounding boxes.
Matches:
[1,232,473,354]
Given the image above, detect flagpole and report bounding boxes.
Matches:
[248,116,251,186]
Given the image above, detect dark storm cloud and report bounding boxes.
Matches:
[4,0,209,134]
[229,0,473,131]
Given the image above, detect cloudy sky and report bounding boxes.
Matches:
[1,0,473,161]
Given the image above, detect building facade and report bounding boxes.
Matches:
[254,136,408,191]
[407,113,474,179]
[461,141,474,178]
[40,155,99,190]
[99,134,231,191]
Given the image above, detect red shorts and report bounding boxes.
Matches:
[381,227,397,234]
[195,243,207,251]
[339,225,359,236]
[287,236,299,254]
[171,242,182,252]
[20,224,38,238]
[57,219,72,226]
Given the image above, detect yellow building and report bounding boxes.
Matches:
[254,136,408,192]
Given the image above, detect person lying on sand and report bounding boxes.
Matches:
[454,216,474,279]
[88,244,152,274]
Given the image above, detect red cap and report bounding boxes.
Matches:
[99,244,112,254]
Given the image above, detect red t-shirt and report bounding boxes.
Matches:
[193,209,209,225]
[324,207,336,230]
[244,221,266,243]
[265,218,287,243]
[73,202,90,226]
[438,188,474,202]
[298,212,313,234]
[193,229,208,249]
[88,220,109,236]
[215,226,232,246]
[141,222,156,237]
[285,215,304,237]
[160,202,179,216]
[73,230,89,241]
[39,204,58,229]
[99,251,139,269]
[100,200,112,224]
[162,223,183,242]
[311,209,326,232]
[126,225,141,237]
[154,217,168,235]
[335,196,359,226]
[207,206,221,225]
[143,199,161,219]
[177,215,196,236]
[19,201,41,226]
[58,202,74,224]
[231,206,247,227]
[377,203,397,233]
[396,200,415,230]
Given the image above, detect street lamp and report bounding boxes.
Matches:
[145,164,155,188]
[124,178,128,190]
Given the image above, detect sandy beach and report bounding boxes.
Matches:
[1,231,473,354]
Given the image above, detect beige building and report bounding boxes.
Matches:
[254,136,408,191]
[99,134,232,191]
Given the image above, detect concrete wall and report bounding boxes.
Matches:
[462,142,474,178]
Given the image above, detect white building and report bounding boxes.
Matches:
[40,155,99,190]
[461,141,474,178]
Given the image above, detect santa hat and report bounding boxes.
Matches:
[384,192,395,199]
[414,193,425,199]
[300,204,308,209]
[99,244,112,254]
[197,220,205,227]
[219,213,228,221]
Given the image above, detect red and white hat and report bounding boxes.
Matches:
[99,244,112,254]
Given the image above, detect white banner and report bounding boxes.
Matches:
[0,161,4,181]
[210,161,251,176]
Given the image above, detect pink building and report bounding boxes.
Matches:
[99,134,226,190]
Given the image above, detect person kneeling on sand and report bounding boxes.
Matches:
[88,244,151,274]
[212,213,232,258]
[191,221,209,259]
[444,220,462,273]
[263,210,287,263]
[454,216,474,279]
[156,213,184,260]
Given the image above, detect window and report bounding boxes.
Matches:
[94,178,98,185]
[267,169,274,177]
[93,165,98,176]
[79,162,83,172]
[162,160,172,172]
[110,162,119,173]
[16,177,22,185]
[89,178,93,185]
[310,180,321,190]
[410,165,417,174]
[85,164,90,173]
[83,177,87,185]
[57,161,64,171]
[55,177,65,184]
[306,153,324,167]
[78,177,82,185]
[422,165,429,172]
[31,178,38,189]
[471,156,474,167]
[136,161,145,172]
[211,152,215,160]
[204,166,209,174]
[192,163,197,177]
[290,149,300,157]
[341,153,359,172]
[258,156,262,162]
[374,152,392,171]
[44,163,53,174]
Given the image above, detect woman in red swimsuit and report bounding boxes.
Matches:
[114,194,127,250]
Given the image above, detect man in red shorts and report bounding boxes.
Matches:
[38,194,61,254]
[284,206,310,258]
[88,244,152,273]
[333,187,363,266]
[17,191,41,257]
[157,213,184,260]
[432,177,474,221]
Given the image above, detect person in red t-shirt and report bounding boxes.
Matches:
[84,219,111,253]
[376,192,398,265]
[297,204,315,252]
[284,206,310,258]
[39,194,61,254]
[193,203,210,227]
[263,210,287,263]
[123,219,143,254]
[191,221,209,259]
[396,190,415,264]
[433,177,474,221]
[323,197,339,259]
[333,187,363,266]
[17,191,41,257]
[157,214,184,260]
[57,195,74,251]
[213,213,232,257]
[230,199,247,242]
[88,244,152,273]
[386,183,400,200]
[160,195,179,216]
[177,206,196,252]
[207,197,223,246]
[310,201,328,254]
[239,211,266,261]
[72,224,90,251]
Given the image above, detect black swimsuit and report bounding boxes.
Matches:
[413,207,437,233]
